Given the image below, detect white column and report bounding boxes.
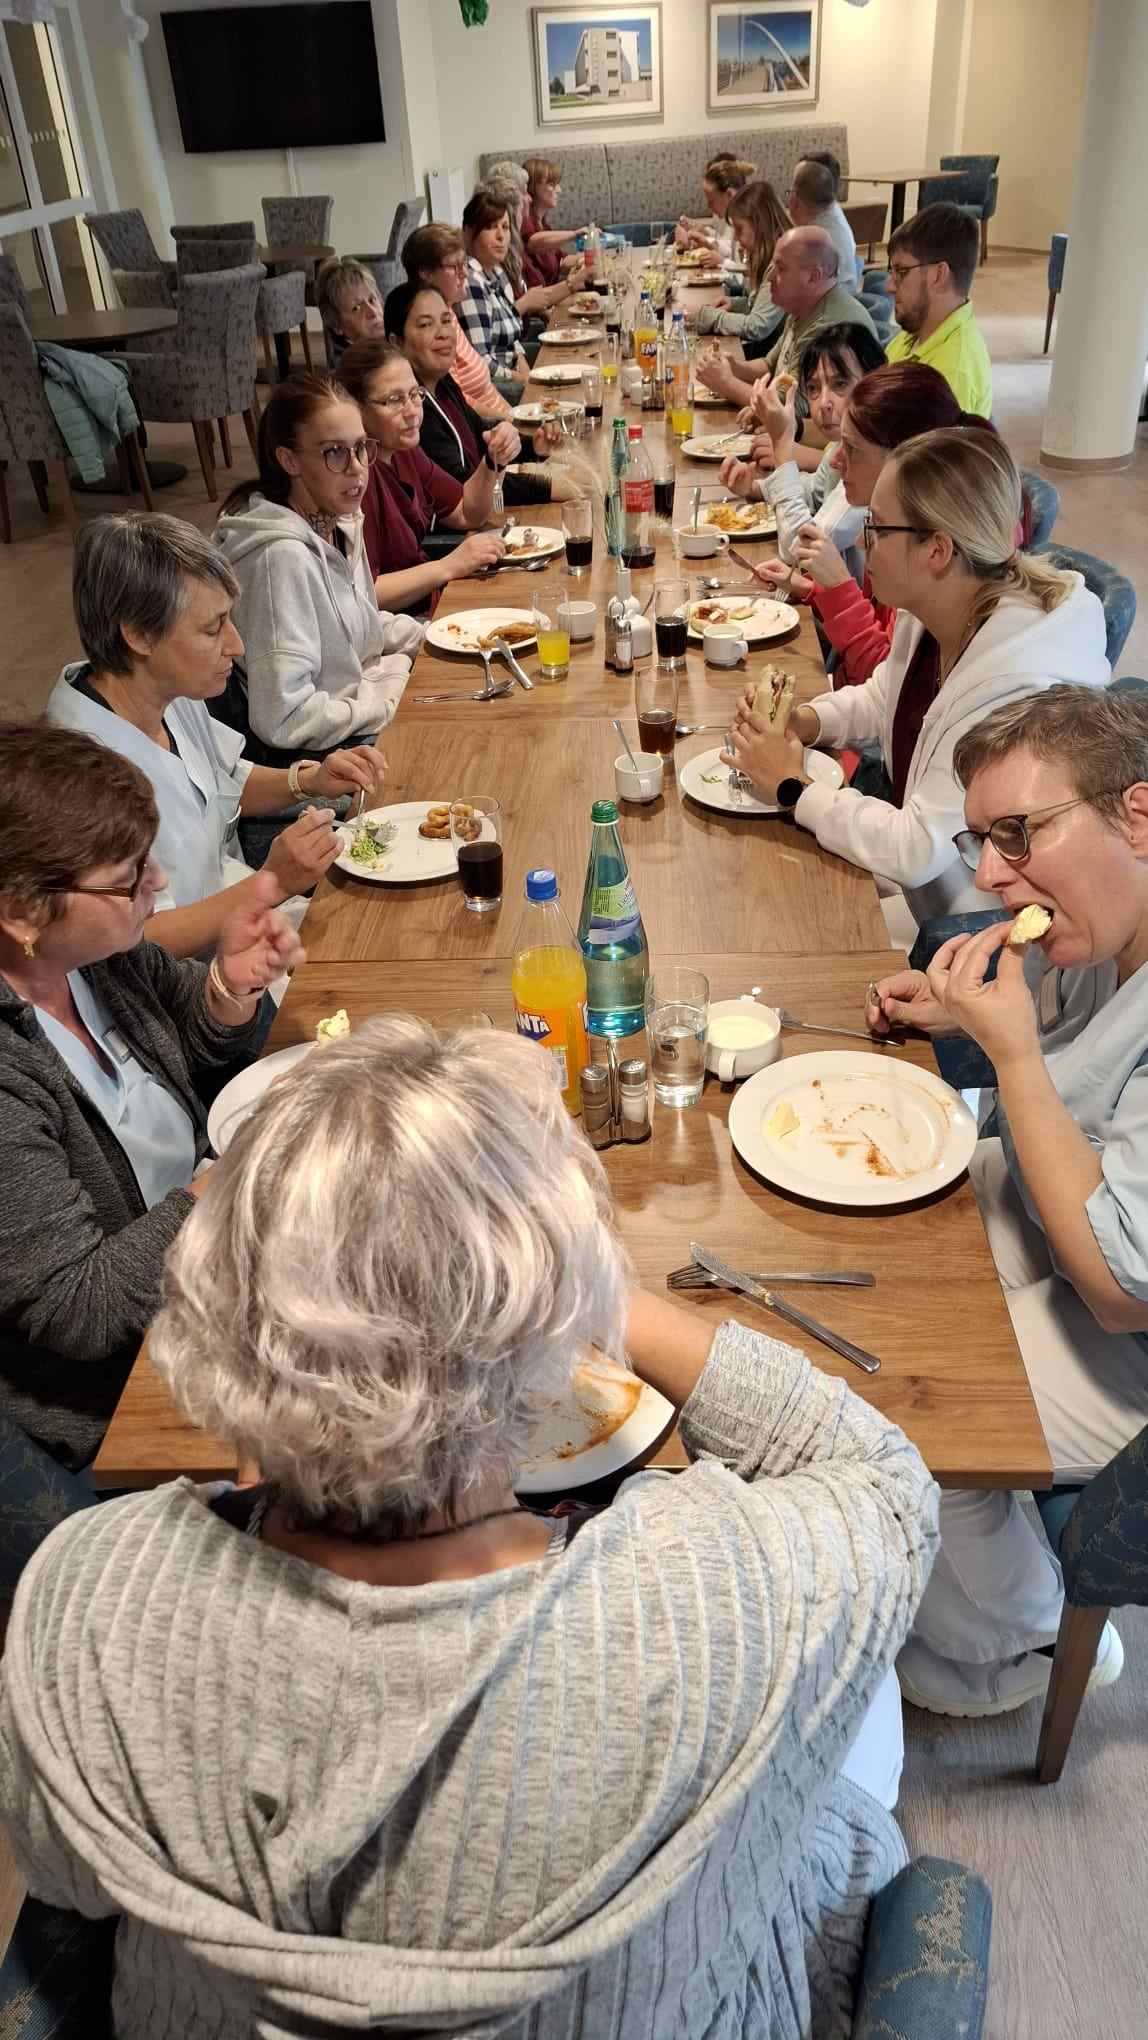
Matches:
[1041,0,1148,472]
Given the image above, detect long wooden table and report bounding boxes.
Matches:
[93,278,1052,1498]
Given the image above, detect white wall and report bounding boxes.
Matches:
[429,0,941,190]
[959,0,1091,251]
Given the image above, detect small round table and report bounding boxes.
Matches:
[30,307,178,349]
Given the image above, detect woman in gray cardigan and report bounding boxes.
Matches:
[0,1017,939,2039]
[0,723,302,1470]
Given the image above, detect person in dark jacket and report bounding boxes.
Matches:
[0,723,302,1470]
[383,281,580,508]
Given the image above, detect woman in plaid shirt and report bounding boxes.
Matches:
[456,189,527,386]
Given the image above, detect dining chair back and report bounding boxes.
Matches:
[0,301,76,538]
[842,200,888,261]
[261,194,333,247]
[114,264,264,501]
[1019,469,1060,550]
[918,155,999,264]
[255,268,313,377]
[0,252,31,320]
[1044,232,1068,353]
[176,236,259,276]
[85,206,164,273]
[350,196,429,296]
[171,220,257,243]
[1035,543,1137,668]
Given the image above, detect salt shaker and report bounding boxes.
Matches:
[579,1065,614,1150]
[605,597,633,673]
[617,1058,652,1142]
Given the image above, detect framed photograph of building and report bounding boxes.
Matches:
[530,6,664,130]
[706,1,821,115]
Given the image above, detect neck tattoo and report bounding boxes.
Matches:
[303,508,338,544]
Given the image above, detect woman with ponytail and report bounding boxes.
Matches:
[724,426,1109,932]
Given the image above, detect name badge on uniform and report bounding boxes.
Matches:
[1038,969,1060,1032]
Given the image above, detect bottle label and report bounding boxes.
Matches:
[622,478,654,514]
[585,877,642,944]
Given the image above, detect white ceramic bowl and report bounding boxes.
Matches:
[705,998,781,1082]
[675,525,725,559]
[614,750,665,803]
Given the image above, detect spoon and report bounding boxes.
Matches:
[691,484,701,532]
[613,718,641,773]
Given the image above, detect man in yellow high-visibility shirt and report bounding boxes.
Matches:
[884,203,993,418]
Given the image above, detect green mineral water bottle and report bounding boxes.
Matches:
[606,415,628,558]
[576,799,649,1038]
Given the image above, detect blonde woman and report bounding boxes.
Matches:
[675,154,756,260]
[521,155,589,284]
[693,178,791,352]
[723,428,1109,932]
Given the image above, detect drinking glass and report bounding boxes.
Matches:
[533,585,571,681]
[645,967,709,1108]
[582,365,604,427]
[601,333,620,387]
[562,499,595,578]
[652,462,675,525]
[450,796,502,914]
[636,658,680,754]
[653,579,689,670]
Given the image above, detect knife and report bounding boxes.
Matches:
[689,1243,880,1375]
[490,638,534,691]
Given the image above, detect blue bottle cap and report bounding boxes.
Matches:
[526,867,558,901]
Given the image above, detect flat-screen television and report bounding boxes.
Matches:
[161,3,386,152]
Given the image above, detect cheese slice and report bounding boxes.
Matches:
[315,1008,351,1045]
[1008,905,1052,947]
[766,1099,800,1140]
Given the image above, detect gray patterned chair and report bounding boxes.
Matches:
[86,207,176,301]
[261,194,333,258]
[0,302,84,537]
[1034,543,1137,667]
[0,252,31,319]
[115,264,263,501]
[256,267,312,379]
[176,235,259,276]
[349,194,428,296]
[171,219,257,243]
[1044,232,1068,353]
[919,155,999,265]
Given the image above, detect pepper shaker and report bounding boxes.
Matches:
[579,1065,614,1150]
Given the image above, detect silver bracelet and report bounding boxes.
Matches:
[207,957,260,1008]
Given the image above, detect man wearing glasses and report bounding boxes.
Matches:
[884,203,993,417]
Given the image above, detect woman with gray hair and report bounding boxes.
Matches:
[48,513,386,965]
[0,1016,938,2038]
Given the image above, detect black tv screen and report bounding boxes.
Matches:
[161,3,386,152]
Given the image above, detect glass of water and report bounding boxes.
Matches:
[646,967,709,1108]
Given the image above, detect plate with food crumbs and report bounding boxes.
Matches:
[207,1043,316,1156]
[699,498,777,538]
[679,745,843,816]
[686,597,799,642]
[334,802,475,885]
[531,363,589,385]
[424,607,539,657]
[540,325,604,345]
[511,399,583,425]
[680,432,755,461]
[501,524,566,560]
[728,1051,977,1207]
[514,1355,676,1495]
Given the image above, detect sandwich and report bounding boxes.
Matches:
[1008,904,1052,947]
[315,1009,350,1046]
[754,663,797,730]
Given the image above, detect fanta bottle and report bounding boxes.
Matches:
[512,868,590,1115]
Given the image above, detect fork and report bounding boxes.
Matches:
[773,1006,901,1047]
[668,1266,874,1291]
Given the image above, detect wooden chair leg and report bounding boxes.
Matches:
[241,407,260,462]
[49,458,76,531]
[124,431,155,511]
[191,419,218,502]
[980,216,989,265]
[261,332,275,379]
[217,416,233,468]
[27,460,49,515]
[0,464,10,545]
[299,321,314,371]
[1036,1600,1109,1783]
[1043,289,1057,355]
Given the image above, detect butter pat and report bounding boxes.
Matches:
[315,1008,351,1045]
[766,1099,800,1141]
[1008,905,1052,947]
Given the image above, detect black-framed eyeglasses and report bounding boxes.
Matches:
[889,260,928,284]
[862,514,934,545]
[42,852,157,902]
[317,438,379,473]
[953,796,1108,871]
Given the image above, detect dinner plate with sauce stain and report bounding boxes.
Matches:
[515,1359,675,1494]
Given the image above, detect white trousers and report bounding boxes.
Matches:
[839,1667,903,1811]
[912,1139,1148,1664]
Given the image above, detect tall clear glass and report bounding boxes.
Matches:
[646,967,709,1107]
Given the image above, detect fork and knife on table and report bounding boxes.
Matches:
[671,1245,881,1375]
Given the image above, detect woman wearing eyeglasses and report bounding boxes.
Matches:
[216,374,423,765]
[723,428,1108,934]
[339,340,507,617]
[864,684,1143,1718]
[0,723,300,1471]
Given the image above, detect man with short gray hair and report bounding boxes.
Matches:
[698,225,879,400]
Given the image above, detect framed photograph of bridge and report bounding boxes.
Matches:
[530,6,664,130]
[707,1,821,115]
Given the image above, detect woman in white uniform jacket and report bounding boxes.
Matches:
[866,684,1147,1718]
[724,429,1109,932]
[48,515,385,974]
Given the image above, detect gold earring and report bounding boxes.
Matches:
[22,938,36,959]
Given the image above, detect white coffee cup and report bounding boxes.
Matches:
[705,998,781,1082]
[562,598,597,641]
[614,750,664,803]
[704,624,749,667]
[676,525,725,559]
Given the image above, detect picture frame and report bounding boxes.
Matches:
[530,5,664,131]
[706,1,822,116]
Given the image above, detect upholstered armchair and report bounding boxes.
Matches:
[350,194,428,296]
[261,194,333,249]
[171,220,257,243]
[0,253,31,319]
[918,155,999,265]
[255,268,313,379]
[175,235,259,276]
[86,208,176,302]
[115,264,263,500]
[1034,544,1137,666]
[1045,233,1068,353]
[1019,468,1060,550]
[1,306,78,536]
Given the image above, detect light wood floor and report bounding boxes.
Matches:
[0,258,1146,2030]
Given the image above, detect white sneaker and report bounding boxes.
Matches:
[897,1620,1124,1719]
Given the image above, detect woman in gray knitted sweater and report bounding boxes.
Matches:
[0,1018,939,2039]
[0,724,302,1470]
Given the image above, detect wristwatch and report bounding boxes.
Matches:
[775,775,810,814]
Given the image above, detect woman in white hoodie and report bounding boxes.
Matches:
[723,428,1109,936]
[215,373,424,765]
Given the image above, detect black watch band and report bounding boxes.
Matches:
[775,775,808,813]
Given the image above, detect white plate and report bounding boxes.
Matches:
[531,363,588,385]
[692,389,733,407]
[698,500,777,540]
[335,799,477,885]
[680,433,754,461]
[515,1359,675,1495]
[540,326,604,345]
[680,745,843,815]
[511,400,582,425]
[502,523,566,560]
[678,271,726,287]
[207,1043,315,1156]
[424,607,539,657]
[686,597,799,642]
[728,1051,979,1209]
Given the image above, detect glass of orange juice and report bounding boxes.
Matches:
[601,333,620,386]
[533,584,571,681]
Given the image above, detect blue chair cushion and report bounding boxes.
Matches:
[854,1856,992,2040]
[1019,469,1060,549]
[1048,232,1068,292]
[0,1417,98,1600]
[908,911,1011,1093]
[1035,544,1137,667]
[0,1899,115,2039]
